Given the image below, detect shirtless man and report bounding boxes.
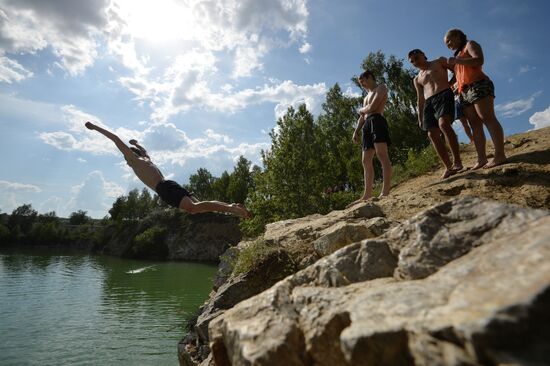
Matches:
[84,121,251,218]
[349,70,392,205]
[409,49,462,179]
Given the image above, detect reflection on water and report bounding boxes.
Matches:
[0,247,216,366]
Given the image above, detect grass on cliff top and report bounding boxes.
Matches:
[391,145,440,187]
[231,239,277,275]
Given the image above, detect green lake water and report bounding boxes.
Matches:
[0,247,217,366]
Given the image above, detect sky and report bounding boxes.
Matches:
[1,0,549,218]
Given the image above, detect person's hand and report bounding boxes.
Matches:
[85,121,95,130]
[447,57,456,67]
[129,139,138,145]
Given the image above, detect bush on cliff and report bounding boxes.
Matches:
[131,225,169,259]
[0,223,10,246]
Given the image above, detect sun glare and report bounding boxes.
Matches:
[115,0,194,42]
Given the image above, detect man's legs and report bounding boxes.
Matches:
[179,196,250,218]
[374,143,392,197]
[360,149,376,200]
[462,105,487,169]
[438,115,462,170]
[473,96,507,168]
[458,117,474,143]
[428,127,455,179]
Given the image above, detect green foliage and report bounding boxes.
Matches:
[212,171,230,202]
[69,210,90,225]
[227,156,254,204]
[109,188,160,222]
[187,168,217,200]
[186,157,256,204]
[28,222,61,245]
[231,239,277,275]
[392,146,440,186]
[132,225,169,259]
[0,223,10,245]
[8,204,38,233]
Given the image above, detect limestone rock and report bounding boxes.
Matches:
[382,196,548,280]
[314,217,395,256]
[263,202,384,249]
[208,199,550,366]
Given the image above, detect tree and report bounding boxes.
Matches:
[0,223,10,245]
[316,83,364,192]
[212,171,231,202]
[187,168,216,200]
[137,188,156,219]
[248,105,325,222]
[39,211,60,225]
[227,156,253,204]
[125,189,140,221]
[69,210,90,225]
[109,196,127,222]
[8,204,38,233]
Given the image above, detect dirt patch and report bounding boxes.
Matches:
[377,127,550,221]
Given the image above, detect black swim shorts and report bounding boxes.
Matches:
[362,113,391,150]
[155,180,191,208]
[458,78,495,106]
[423,88,455,131]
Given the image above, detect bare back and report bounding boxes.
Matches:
[124,154,164,191]
[415,58,450,99]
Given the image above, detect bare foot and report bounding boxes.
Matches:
[471,160,488,170]
[451,163,464,171]
[345,197,371,209]
[231,203,252,219]
[441,168,458,179]
[484,156,507,169]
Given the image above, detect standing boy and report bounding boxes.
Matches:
[350,70,392,205]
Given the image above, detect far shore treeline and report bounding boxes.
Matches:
[0,52,441,247]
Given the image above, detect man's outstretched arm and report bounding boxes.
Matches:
[85,121,134,159]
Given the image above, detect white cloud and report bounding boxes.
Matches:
[0,0,317,123]
[38,196,63,215]
[0,180,41,192]
[0,0,110,76]
[152,78,326,123]
[232,45,267,78]
[343,86,361,98]
[0,180,41,214]
[37,104,268,181]
[299,42,311,54]
[529,105,550,130]
[66,170,124,218]
[519,65,535,74]
[495,91,542,118]
[104,0,312,122]
[0,55,33,83]
[39,105,144,155]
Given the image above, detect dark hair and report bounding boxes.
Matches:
[408,49,426,60]
[130,147,144,157]
[359,70,375,82]
[445,28,468,56]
